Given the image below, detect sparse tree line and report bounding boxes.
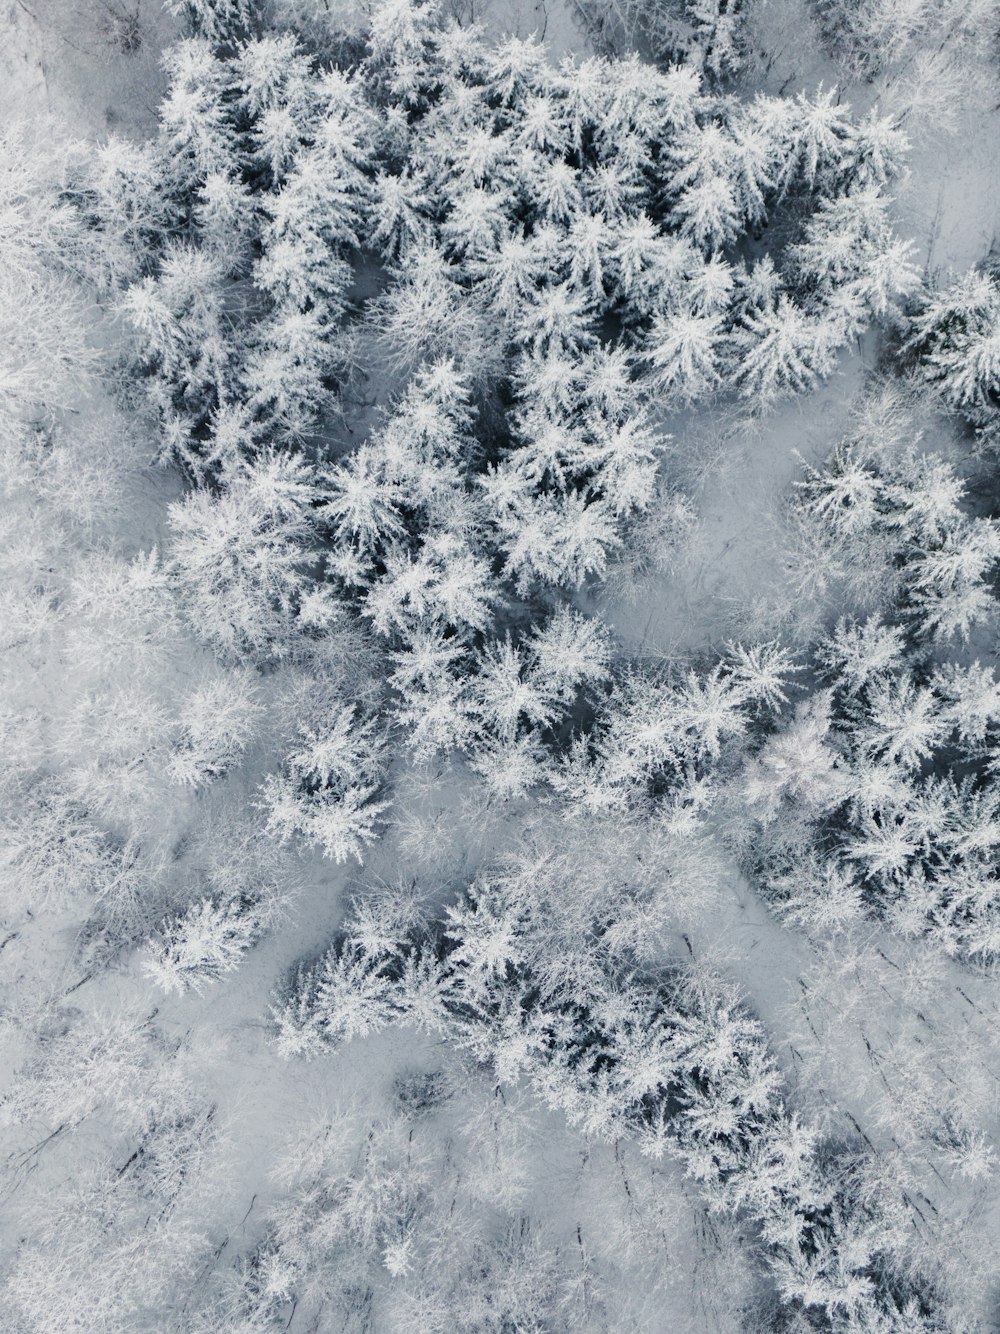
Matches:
[270,870,941,1331]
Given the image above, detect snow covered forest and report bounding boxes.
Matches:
[2,0,1000,1328]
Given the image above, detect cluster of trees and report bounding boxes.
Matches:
[142,819,292,992]
[793,388,1000,642]
[272,868,941,1329]
[550,640,796,814]
[903,263,1000,448]
[0,0,921,963]
[0,421,306,966]
[68,0,920,633]
[2,1010,217,1333]
[0,127,96,431]
[731,389,1000,959]
[738,630,1000,958]
[579,0,752,84]
[190,1069,691,1334]
[196,1108,566,1333]
[4,1,999,1328]
[811,0,999,83]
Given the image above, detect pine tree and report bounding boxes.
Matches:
[471,635,561,743]
[166,0,259,46]
[527,608,611,704]
[81,138,176,290]
[365,535,497,638]
[270,940,396,1055]
[905,266,1000,426]
[143,897,263,995]
[0,780,112,915]
[732,293,835,405]
[742,692,844,825]
[167,672,261,787]
[645,305,723,400]
[168,450,334,657]
[792,187,919,326]
[119,241,232,451]
[262,705,389,864]
[159,38,239,196]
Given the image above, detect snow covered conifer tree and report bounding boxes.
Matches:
[119,241,232,447]
[904,266,1000,433]
[167,672,261,787]
[166,0,259,46]
[791,187,919,327]
[143,896,264,995]
[262,704,389,863]
[732,294,835,405]
[271,940,396,1056]
[159,38,240,197]
[168,450,336,657]
[646,305,723,400]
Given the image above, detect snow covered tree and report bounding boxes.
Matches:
[0,130,95,428]
[731,294,836,406]
[167,671,261,787]
[168,450,338,658]
[792,388,1000,640]
[166,0,259,46]
[118,242,233,459]
[365,535,497,637]
[74,137,176,290]
[262,703,389,863]
[791,186,919,328]
[645,305,723,400]
[159,38,240,198]
[0,779,114,915]
[275,941,397,1054]
[143,895,266,994]
[528,607,612,704]
[904,265,1000,436]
